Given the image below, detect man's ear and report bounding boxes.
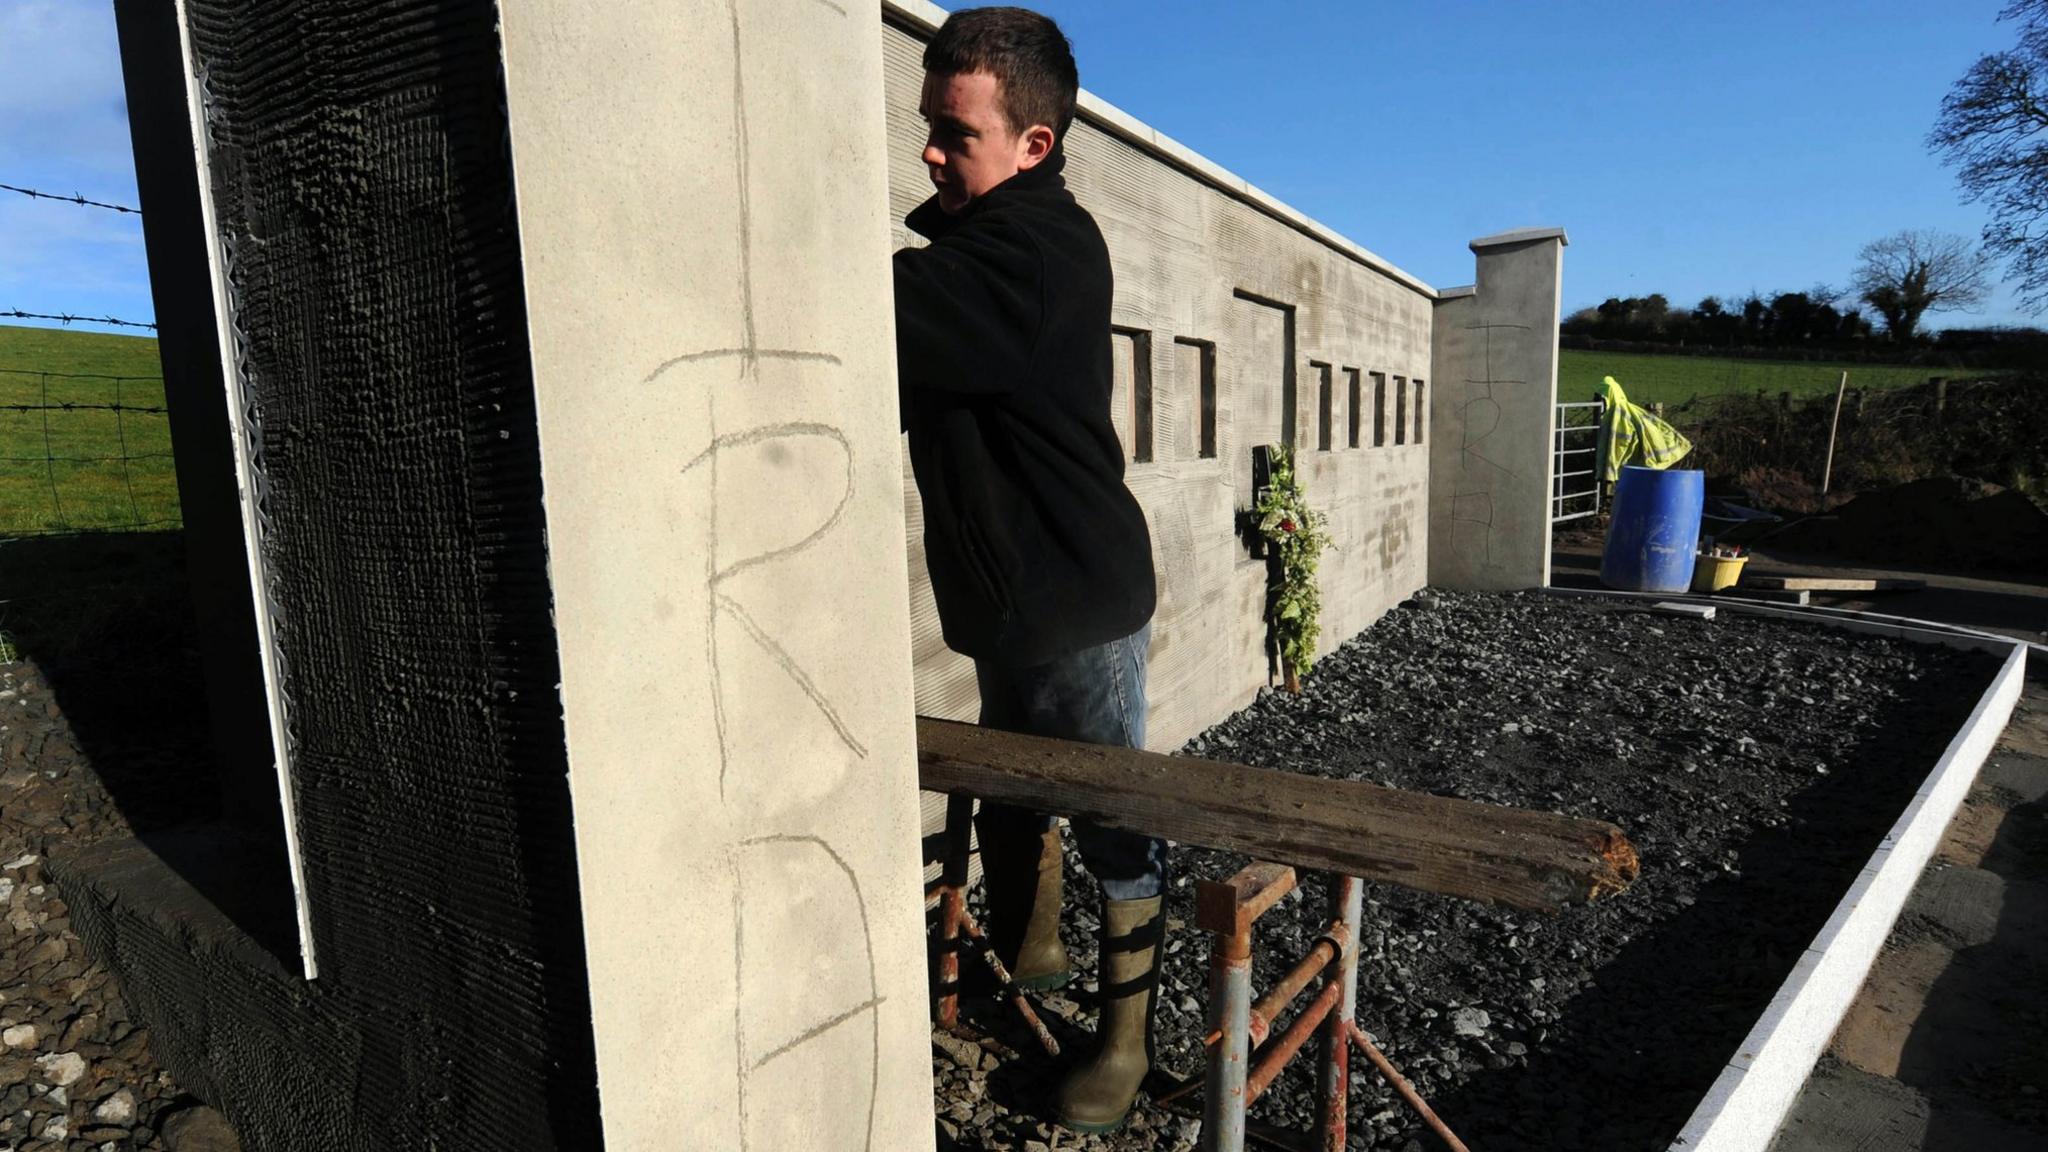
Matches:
[1015,123,1057,170]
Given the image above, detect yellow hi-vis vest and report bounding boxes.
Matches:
[1597,375,1693,483]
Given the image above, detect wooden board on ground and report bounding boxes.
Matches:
[1719,588,1812,605]
[917,717,1639,911]
[1743,576,1927,593]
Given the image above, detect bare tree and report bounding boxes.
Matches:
[1851,230,1992,341]
[1930,0,2048,313]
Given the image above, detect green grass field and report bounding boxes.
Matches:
[0,323,178,536]
[1560,348,1963,410]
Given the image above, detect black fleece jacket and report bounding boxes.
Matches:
[893,149,1156,668]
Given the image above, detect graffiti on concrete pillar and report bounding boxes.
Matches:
[637,2,892,1149]
[1451,321,1529,567]
[731,834,885,1152]
[675,421,870,800]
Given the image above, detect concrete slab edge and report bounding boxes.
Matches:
[879,0,1439,298]
[1664,641,2026,1151]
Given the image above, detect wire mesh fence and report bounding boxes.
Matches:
[1,367,182,539]
[2,173,175,540]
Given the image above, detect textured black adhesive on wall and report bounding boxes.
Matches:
[176,2,602,1148]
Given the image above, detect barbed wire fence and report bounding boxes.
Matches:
[1,182,141,215]
[2,179,177,542]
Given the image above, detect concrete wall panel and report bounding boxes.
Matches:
[503,2,933,1149]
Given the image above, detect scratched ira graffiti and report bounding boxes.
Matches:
[633,1,893,1148]
[1449,321,1529,568]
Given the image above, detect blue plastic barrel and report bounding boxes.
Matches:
[1600,466,1706,592]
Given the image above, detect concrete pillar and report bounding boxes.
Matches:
[499,2,934,1148]
[1426,227,1567,591]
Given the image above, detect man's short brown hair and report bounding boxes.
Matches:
[923,7,1079,139]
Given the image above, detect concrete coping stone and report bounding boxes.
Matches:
[881,0,1441,298]
[1470,225,1570,251]
[1436,285,1477,300]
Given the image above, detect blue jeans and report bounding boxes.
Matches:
[974,623,1167,901]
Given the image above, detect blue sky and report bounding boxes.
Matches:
[0,0,2036,337]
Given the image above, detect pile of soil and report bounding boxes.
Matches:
[933,591,1997,1150]
[1768,476,2048,579]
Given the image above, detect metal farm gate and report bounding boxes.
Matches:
[1551,399,1603,523]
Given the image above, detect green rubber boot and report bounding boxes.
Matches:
[978,826,1072,992]
[1057,894,1165,1134]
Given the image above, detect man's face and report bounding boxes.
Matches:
[918,70,1053,216]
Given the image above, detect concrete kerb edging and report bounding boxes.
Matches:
[1538,587,2029,1151]
[1542,585,2046,659]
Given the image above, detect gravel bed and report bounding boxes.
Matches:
[0,660,239,1152]
[932,590,1998,1151]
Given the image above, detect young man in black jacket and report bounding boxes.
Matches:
[893,6,1163,1135]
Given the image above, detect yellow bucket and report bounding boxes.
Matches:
[1691,554,1748,593]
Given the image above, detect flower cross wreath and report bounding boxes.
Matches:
[1252,444,1332,693]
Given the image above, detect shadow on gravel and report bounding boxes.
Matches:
[0,529,298,958]
[1426,679,1985,1151]
[0,531,216,830]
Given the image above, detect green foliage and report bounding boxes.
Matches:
[1563,289,1873,348]
[1253,445,1330,691]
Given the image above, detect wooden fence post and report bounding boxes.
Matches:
[1822,371,1848,496]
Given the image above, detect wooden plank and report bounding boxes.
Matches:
[1742,576,1925,592]
[917,717,1639,911]
[1720,588,1811,605]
